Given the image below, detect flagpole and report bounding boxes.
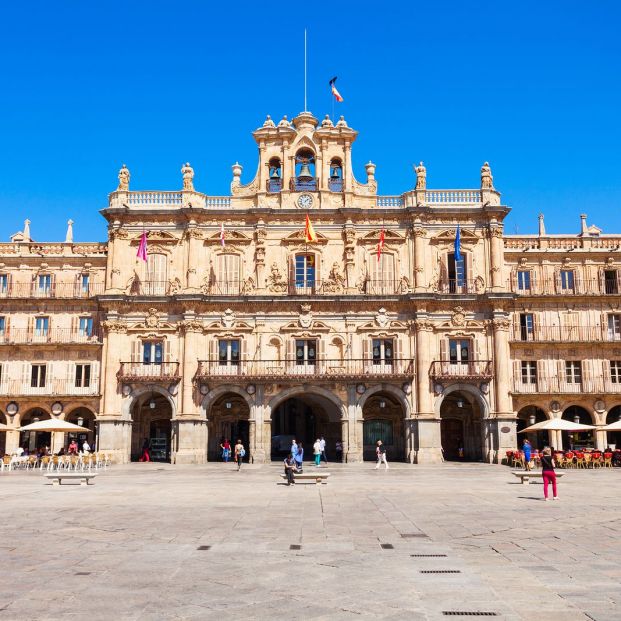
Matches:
[304,29,307,112]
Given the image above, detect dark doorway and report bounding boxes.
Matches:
[441,418,464,460]
[561,406,594,450]
[606,406,621,449]
[440,392,483,461]
[516,406,547,449]
[362,393,405,461]
[131,393,174,462]
[19,409,51,454]
[207,394,250,462]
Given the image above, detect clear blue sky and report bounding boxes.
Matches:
[1,0,620,241]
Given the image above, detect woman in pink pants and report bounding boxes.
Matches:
[540,447,558,501]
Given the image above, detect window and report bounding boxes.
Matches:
[216,254,241,294]
[449,339,470,364]
[372,338,394,365]
[608,315,621,341]
[30,364,47,388]
[565,361,582,384]
[521,361,537,384]
[0,316,5,335]
[145,254,167,295]
[610,361,621,384]
[363,420,393,446]
[448,252,467,291]
[143,341,163,365]
[37,274,52,294]
[0,274,7,294]
[75,364,91,388]
[295,339,316,365]
[79,317,93,337]
[604,269,618,295]
[519,313,534,341]
[35,316,49,336]
[218,339,240,366]
[560,270,575,291]
[295,254,316,291]
[517,270,531,291]
[369,253,395,294]
[80,274,90,294]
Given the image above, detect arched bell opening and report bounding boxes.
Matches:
[294,149,316,191]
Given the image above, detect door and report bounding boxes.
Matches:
[149,419,172,462]
[449,339,471,376]
[441,418,464,460]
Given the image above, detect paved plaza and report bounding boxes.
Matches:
[0,463,619,621]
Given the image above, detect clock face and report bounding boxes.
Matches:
[297,193,313,209]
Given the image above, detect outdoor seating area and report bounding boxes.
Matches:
[505,449,620,469]
[1,452,112,473]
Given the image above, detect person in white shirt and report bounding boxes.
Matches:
[319,436,328,464]
[82,440,91,454]
[313,439,322,467]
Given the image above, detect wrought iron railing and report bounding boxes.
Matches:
[266,179,282,193]
[512,375,621,394]
[0,328,102,345]
[510,325,610,343]
[435,279,484,295]
[117,362,181,382]
[0,379,100,396]
[429,360,494,380]
[290,178,318,192]
[508,278,621,296]
[0,283,105,299]
[328,179,343,192]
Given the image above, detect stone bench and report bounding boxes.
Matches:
[44,472,98,486]
[280,472,330,485]
[512,471,565,484]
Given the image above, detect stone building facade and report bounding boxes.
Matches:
[1,111,620,463]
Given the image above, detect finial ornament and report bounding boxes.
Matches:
[415,161,427,190]
[336,115,348,127]
[23,219,31,241]
[321,114,334,128]
[117,164,130,191]
[277,115,290,127]
[538,213,546,237]
[181,162,195,191]
[481,161,493,190]
[65,219,74,243]
[263,114,275,127]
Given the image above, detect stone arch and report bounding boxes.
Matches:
[357,384,411,418]
[200,385,255,420]
[561,403,597,425]
[561,404,595,450]
[434,383,490,418]
[121,386,177,421]
[267,385,346,420]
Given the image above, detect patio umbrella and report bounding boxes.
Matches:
[602,420,621,431]
[518,418,595,433]
[18,419,88,433]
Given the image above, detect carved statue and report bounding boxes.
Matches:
[481,162,493,190]
[266,262,287,293]
[415,161,426,190]
[322,262,346,293]
[241,276,255,295]
[168,277,182,295]
[181,162,194,191]
[398,275,410,293]
[117,164,130,191]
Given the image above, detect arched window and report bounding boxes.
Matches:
[145,253,167,295]
[329,158,343,192]
[294,149,316,191]
[268,157,282,193]
[369,253,395,294]
[216,254,241,295]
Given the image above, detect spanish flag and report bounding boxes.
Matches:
[377,228,385,262]
[305,214,318,243]
[329,77,344,102]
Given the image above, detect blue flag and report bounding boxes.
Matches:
[454,225,461,261]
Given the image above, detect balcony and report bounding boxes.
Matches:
[512,375,621,394]
[290,178,318,192]
[0,328,102,345]
[195,358,415,383]
[266,179,282,193]
[117,362,181,382]
[0,379,100,397]
[509,278,619,296]
[434,279,484,295]
[328,179,343,192]
[425,190,482,205]
[510,325,608,343]
[0,283,105,299]
[108,190,231,210]
[288,279,405,295]
[429,360,494,381]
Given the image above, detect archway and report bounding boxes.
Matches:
[270,390,342,461]
[516,406,548,450]
[19,408,51,454]
[361,392,405,461]
[561,406,594,450]
[606,405,621,449]
[439,391,485,461]
[66,407,96,451]
[207,393,250,462]
[0,411,6,456]
[130,392,174,462]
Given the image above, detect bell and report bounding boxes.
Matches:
[270,167,280,179]
[297,162,313,181]
[330,166,340,180]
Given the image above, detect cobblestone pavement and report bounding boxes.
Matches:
[0,462,619,621]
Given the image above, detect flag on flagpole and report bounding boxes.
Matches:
[329,76,344,102]
[454,225,461,262]
[136,231,148,262]
[305,214,318,243]
[220,222,225,247]
[377,228,385,262]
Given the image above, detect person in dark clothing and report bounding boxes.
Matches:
[540,446,558,501]
[283,453,297,485]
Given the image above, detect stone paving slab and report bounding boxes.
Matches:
[0,463,619,620]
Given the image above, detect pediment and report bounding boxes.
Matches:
[431,228,479,244]
[291,134,317,151]
[436,321,486,331]
[281,229,329,245]
[203,320,254,332]
[360,229,404,244]
[281,320,331,333]
[130,230,178,244]
[205,229,252,244]
[357,321,408,333]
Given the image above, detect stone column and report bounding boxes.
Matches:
[344,143,353,193]
[340,418,349,462]
[186,228,202,290]
[412,226,427,292]
[404,418,416,463]
[595,426,607,451]
[248,419,256,463]
[252,385,266,463]
[346,385,363,462]
[180,317,202,416]
[489,225,504,291]
[101,319,126,419]
[262,416,272,461]
[491,315,515,462]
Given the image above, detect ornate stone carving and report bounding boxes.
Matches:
[145,308,161,329]
[489,226,504,238]
[241,276,255,295]
[322,263,346,293]
[182,319,204,333]
[266,262,287,293]
[181,162,194,191]
[414,161,426,190]
[474,276,486,294]
[481,162,493,189]
[222,309,235,329]
[299,304,312,329]
[375,307,389,328]
[110,227,129,240]
[117,164,130,191]
[414,319,435,332]
[397,275,410,293]
[412,226,427,238]
[186,228,204,240]
[102,319,127,334]
[451,306,467,327]
[492,317,511,331]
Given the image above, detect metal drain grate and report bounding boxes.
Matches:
[75,572,91,576]
[197,545,211,550]
[411,554,447,558]
[289,544,301,550]
[442,613,497,617]
[401,533,428,538]
[420,570,461,574]
[380,543,394,549]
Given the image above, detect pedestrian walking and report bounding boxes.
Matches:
[540,446,558,501]
[335,440,343,463]
[139,438,150,462]
[295,441,304,472]
[234,438,245,471]
[283,453,297,485]
[375,440,389,470]
[220,438,231,463]
[522,439,532,471]
[313,438,322,467]
[291,438,298,462]
[82,440,91,454]
[319,436,328,464]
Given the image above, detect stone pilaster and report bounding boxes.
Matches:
[412,226,427,291]
[489,225,504,291]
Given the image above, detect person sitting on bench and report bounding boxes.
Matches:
[284,453,298,486]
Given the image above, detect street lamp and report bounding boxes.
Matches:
[77,416,84,427]
[573,415,580,424]
[379,399,386,409]
[456,399,464,409]
[529,414,536,426]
